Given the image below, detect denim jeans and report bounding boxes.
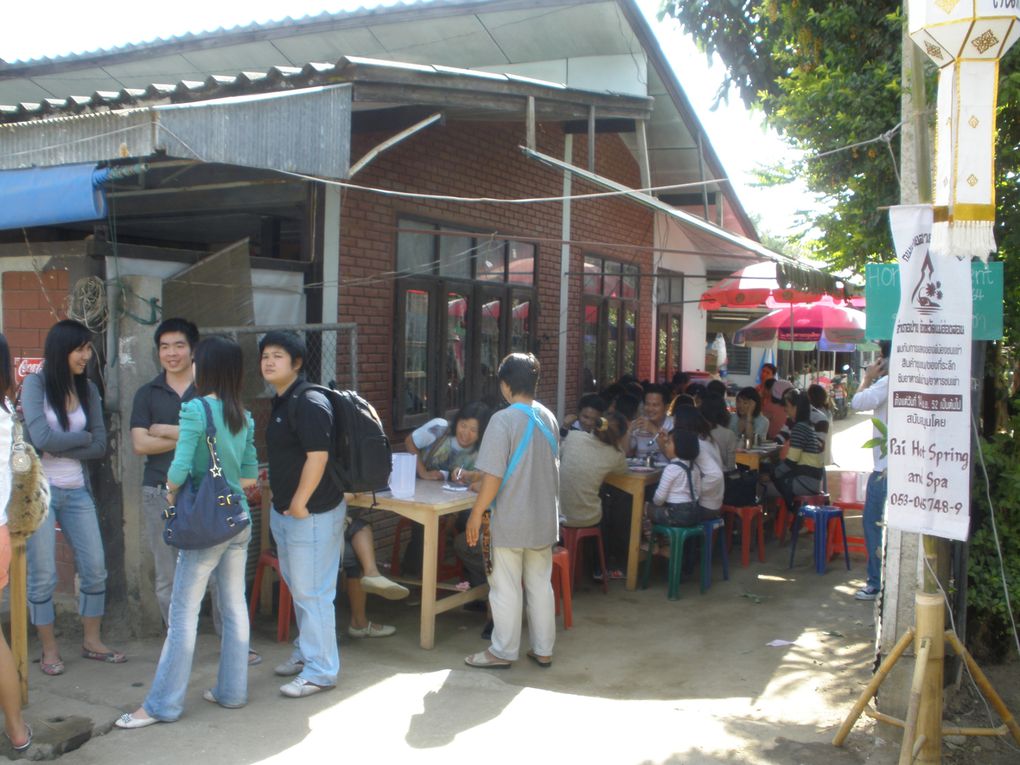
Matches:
[143,525,251,721]
[26,486,107,625]
[488,545,555,661]
[270,502,346,687]
[862,471,887,591]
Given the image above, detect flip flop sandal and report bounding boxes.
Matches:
[464,650,511,669]
[5,722,31,751]
[248,650,263,667]
[526,651,552,668]
[40,656,64,676]
[81,648,127,664]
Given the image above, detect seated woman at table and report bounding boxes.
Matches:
[560,412,629,528]
[668,407,724,520]
[402,401,491,575]
[700,394,736,471]
[767,389,826,514]
[728,387,769,445]
[763,379,793,440]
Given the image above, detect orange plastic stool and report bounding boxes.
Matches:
[550,547,573,629]
[248,549,293,643]
[721,504,766,567]
[831,500,868,558]
[559,525,608,594]
[774,493,830,543]
[390,515,463,582]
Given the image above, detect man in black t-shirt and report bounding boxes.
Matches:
[260,331,345,698]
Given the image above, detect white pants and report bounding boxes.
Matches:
[488,545,556,660]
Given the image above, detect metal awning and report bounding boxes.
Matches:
[522,146,838,293]
[0,84,352,178]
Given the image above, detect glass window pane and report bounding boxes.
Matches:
[582,301,599,392]
[657,274,669,305]
[604,261,622,298]
[657,314,667,381]
[397,221,436,275]
[445,290,469,412]
[583,256,601,295]
[508,242,534,285]
[477,239,507,282]
[671,275,684,305]
[510,294,530,352]
[623,306,636,377]
[671,316,682,375]
[440,233,473,278]
[402,288,430,417]
[606,302,619,382]
[623,264,639,299]
[479,295,503,402]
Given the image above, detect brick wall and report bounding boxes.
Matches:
[2,269,78,597]
[340,121,654,441]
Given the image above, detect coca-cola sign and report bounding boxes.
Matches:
[14,357,43,384]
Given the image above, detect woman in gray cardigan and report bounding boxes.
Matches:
[22,320,124,674]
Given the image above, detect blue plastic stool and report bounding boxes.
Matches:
[641,524,704,600]
[788,505,851,574]
[700,517,730,592]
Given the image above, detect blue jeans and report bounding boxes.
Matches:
[143,525,251,721]
[26,486,107,625]
[862,471,887,591]
[270,503,346,687]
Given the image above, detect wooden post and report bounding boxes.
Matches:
[259,479,273,614]
[10,538,28,706]
[914,592,945,763]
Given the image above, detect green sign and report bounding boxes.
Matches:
[865,262,1003,340]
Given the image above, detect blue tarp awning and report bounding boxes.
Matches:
[0,164,109,230]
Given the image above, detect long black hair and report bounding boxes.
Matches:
[671,405,713,439]
[42,320,93,430]
[194,336,245,434]
[0,333,12,413]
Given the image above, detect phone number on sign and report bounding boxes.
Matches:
[888,493,963,514]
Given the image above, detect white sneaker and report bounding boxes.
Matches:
[360,575,410,600]
[273,659,304,677]
[348,622,396,638]
[280,677,334,698]
[854,587,879,601]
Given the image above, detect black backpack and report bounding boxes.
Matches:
[287,381,392,494]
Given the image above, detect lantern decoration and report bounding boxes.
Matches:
[908,0,1020,261]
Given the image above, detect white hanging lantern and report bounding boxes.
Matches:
[908,0,1020,260]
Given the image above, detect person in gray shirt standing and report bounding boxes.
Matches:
[130,318,198,626]
[465,353,559,669]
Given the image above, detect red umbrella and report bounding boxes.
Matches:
[699,261,831,310]
[733,299,866,347]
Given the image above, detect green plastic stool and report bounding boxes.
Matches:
[641,524,705,600]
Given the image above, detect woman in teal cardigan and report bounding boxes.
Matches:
[118,335,258,728]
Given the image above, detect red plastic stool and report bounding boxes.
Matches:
[390,515,463,581]
[721,504,766,567]
[831,500,868,558]
[550,547,573,629]
[774,493,830,543]
[559,525,608,594]
[249,549,293,643]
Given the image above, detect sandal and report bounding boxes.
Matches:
[526,650,552,668]
[464,650,511,669]
[4,722,31,751]
[40,656,65,676]
[247,650,263,667]
[81,648,127,664]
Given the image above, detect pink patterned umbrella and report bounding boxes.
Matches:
[733,299,866,348]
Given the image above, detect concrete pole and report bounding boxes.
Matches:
[556,133,573,423]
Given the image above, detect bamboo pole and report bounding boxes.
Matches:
[942,725,1008,737]
[915,592,945,763]
[944,630,1020,745]
[898,636,931,765]
[10,538,28,706]
[833,627,915,746]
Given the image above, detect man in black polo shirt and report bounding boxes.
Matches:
[260,330,346,698]
[130,318,198,626]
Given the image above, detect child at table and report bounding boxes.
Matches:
[649,429,702,527]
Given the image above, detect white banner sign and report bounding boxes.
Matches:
[885,205,972,541]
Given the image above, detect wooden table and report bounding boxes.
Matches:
[735,444,780,471]
[347,480,485,649]
[603,467,662,591]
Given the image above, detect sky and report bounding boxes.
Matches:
[1,0,822,237]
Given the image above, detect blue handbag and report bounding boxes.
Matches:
[162,398,250,550]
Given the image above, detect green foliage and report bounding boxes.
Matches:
[968,410,1020,659]
[861,416,887,457]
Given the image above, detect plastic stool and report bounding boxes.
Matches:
[550,547,573,629]
[249,549,293,642]
[789,505,851,574]
[720,504,766,567]
[831,500,868,557]
[390,515,463,582]
[700,517,730,593]
[640,524,705,600]
[559,525,608,594]
[775,493,830,543]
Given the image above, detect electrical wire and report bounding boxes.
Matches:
[66,276,109,332]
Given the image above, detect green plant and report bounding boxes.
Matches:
[862,416,887,458]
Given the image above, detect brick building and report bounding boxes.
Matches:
[0,0,822,632]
